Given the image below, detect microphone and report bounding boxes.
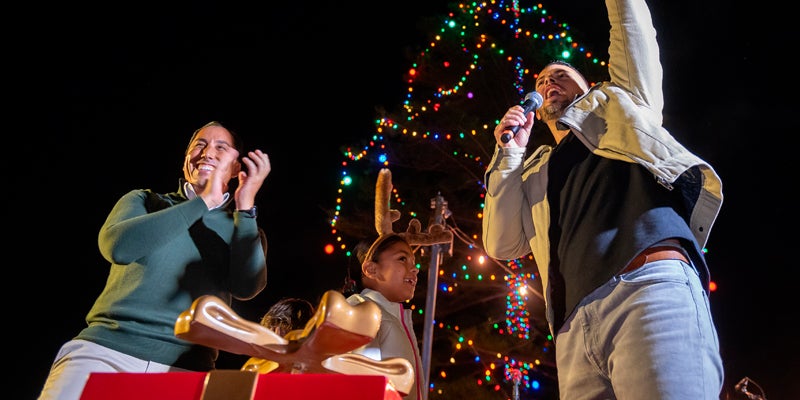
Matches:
[500,91,544,143]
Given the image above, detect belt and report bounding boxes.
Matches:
[621,246,689,274]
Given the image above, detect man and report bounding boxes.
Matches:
[39,121,271,400]
[482,0,724,398]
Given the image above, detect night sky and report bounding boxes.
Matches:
[15,1,795,399]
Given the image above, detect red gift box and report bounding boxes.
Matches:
[80,371,403,400]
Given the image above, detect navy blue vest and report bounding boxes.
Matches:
[546,132,704,333]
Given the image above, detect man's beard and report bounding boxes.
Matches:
[538,102,566,122]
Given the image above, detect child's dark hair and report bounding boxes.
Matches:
[259,297,315,336]
[342,234,409,297]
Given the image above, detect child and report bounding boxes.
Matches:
[258,297,315,337]
[241,297,315,373]
[343,234,423,400]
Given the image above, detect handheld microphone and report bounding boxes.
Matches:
[500,91,544,143]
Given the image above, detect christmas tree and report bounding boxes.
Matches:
[325,1,610,398]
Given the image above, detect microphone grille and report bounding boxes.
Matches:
[524,91,543,106]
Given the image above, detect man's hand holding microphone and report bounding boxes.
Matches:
[496,91,543,147]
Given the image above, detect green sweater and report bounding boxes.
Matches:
[75,183,267,370]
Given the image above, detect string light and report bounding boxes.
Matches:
[325,1,611,397]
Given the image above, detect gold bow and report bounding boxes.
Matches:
[174,290,414,395]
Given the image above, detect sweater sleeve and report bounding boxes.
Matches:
[228,213,268,300]
[98,190,208,264]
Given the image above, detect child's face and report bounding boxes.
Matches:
[371,241,419,303]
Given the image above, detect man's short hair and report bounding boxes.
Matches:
[543,60,591,89]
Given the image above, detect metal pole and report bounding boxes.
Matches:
[420,244,441,400]
[420,193,448,400]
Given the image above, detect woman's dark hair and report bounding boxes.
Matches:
[186,121,245,155]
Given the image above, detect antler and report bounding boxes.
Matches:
[373,167,453,249]
[374,168,401,236]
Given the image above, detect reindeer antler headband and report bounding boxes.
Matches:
[363,168,454,263]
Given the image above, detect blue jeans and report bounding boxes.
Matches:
[555,259,724,399]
